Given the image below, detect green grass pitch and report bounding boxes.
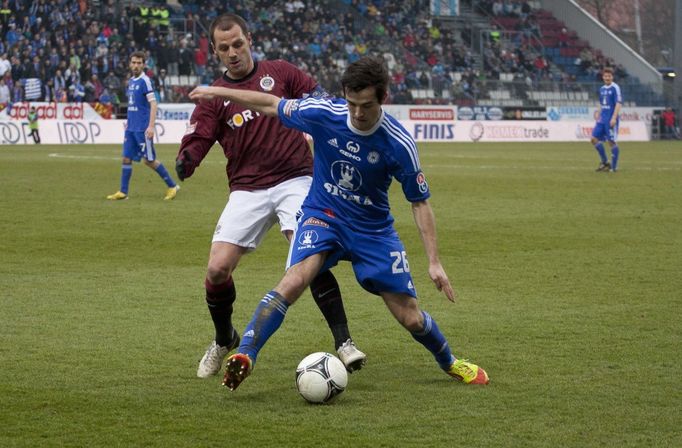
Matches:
[1,141,680,447]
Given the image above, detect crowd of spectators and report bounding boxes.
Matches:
[479,0,627,82]
[0,0,639,112]
[0,0,210,109]
[0,0,482,108]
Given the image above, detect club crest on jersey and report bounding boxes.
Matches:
[260,75,275,92]
[297,229,319,248]
[416,172,429,194]
[331,160,362,192]
[367,151,380,164]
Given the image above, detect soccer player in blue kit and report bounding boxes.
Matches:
[107,51,179,200]
[591,67,623,172]
[189,56,489,389]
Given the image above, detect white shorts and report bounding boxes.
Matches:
[212,176,312,250]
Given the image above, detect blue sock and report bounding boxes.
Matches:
[120,164,132,194]
[410,311,454,371]
[155,163,176,187]
[610,146,619,171]
[238,291,290,365]
[594,142,607,163]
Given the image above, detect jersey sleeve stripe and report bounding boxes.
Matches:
[381,119,420,170]
[143,75,153,92]
[299,97,346,110]
[298,100,347,116]
[613,83,623,103]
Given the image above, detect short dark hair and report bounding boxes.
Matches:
[130,51,146,62]
[341,56,390,102]
[602,67,614,75]
[209,13,250,46]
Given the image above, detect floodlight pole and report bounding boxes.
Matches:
[633,0,644,55]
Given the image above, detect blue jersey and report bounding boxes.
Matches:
[278,97,430,232]
[126,74,155,131]
[597,82,622,124]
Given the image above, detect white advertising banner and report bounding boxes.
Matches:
[402,120,650,142]
[382,105,457,121]
[0,119,190,145]
[0,102,104,120]
[156,103,196,121]
[546,106,655,125]
[3,119,649,145]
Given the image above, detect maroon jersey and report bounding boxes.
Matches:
[178,60,317,191]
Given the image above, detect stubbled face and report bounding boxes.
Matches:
[212,26,254,79]
[602,71,613,85]
[129,56,144,77]
[345,86,384,132]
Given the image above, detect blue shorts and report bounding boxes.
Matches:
[122,130,156,162]
[591,121,619,143]
[287,209,418,297]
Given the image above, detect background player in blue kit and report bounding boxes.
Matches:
[107,51,179,200]
[189,56,490,389]
[590,67,623,172]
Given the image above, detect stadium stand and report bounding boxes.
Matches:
[0,0,665,116]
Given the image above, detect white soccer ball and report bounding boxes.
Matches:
[295,352,348,404]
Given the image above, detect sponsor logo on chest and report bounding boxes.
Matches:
[226,109,261,129]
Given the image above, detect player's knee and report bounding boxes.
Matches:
[394,305,423,332]
[398,313,422,332]
[206,262,233,285]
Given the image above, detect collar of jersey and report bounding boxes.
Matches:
[347,109,385,136]
[222,61,259,84]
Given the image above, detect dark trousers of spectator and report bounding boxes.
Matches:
[664,125,680,139]
[168,62,179,76]
[31,129,41,144]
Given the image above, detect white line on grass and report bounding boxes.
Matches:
[48,153,120,161]
[47,153,227,164]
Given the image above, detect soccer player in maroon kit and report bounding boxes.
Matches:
[175,13,366,378]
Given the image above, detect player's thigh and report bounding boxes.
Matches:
[270,176,312,233]
[350,230,417,297]
[212,190,277,250]
[591,123,607,142]
[122,130,143,161]
[207,241,248,274]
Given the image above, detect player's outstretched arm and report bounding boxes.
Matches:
[189,86,280,117]
[411,200,456,302]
